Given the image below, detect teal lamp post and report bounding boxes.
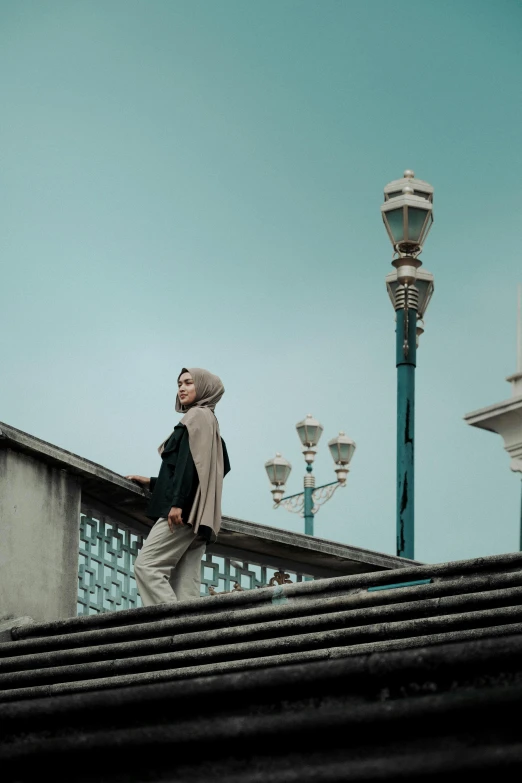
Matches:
[265,415,356,536]
[381,170,435,559]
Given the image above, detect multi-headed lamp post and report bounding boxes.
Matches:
[264,414,356,536]
[381,169,435,559]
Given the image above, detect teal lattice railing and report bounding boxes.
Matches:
[200,554,311,595]
[78,513,313,615]
[78,514,144,615]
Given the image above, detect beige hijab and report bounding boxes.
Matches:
[160,368,225,542]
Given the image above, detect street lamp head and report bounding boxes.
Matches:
[328,431,356,466]
[381,171,434,258]
[264,453,292,487]
[328,431,356,485]
[296,414,324,449]
[385,267,435,318]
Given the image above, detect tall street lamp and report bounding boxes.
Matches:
[381,169,435,559]
[264,414,356,536]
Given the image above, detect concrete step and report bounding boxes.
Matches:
[10,551,522,644]
[2,619,522,704]
[2,632,522,781]
[3,558,522,659]
[1,582,522,673]
[1,603,522,702]
[1,552,521,705]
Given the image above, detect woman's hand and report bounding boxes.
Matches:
[168,507,183,532]
[126,475,150,488]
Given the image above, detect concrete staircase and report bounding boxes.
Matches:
[2,552,522,780]
[2,552,522,704]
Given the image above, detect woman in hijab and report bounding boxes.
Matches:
[127,368,231,606]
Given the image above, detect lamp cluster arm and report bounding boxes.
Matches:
[265,414,356,536]
[277,479,341,515]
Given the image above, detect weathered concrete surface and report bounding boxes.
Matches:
[11,550,522,642]
[2,583,522,673]
[3,602,522,694]
[0,449,81,623]
[1,553,522,701]
[2,606,522,702]
[0,617,33,643]
[0,419,416,588]
[0,418,422,628]
[1,565,522,658]
[1,633,522,780]
[3,621,522,704]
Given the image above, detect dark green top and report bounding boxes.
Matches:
[146,423,231,541]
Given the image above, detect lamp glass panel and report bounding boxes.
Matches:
[385,207,405,243]
[298,421,322,446]
[307,423,322,446]
[296,424,307,446]
[328,442,340,462]
[339,442,355,463]
[265,463,276,483]
[424,211,434,240]
[329,440,355,465]
[407,207,430,242]
[275,462,291,484]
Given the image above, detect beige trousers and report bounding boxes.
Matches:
[134,519,206,606]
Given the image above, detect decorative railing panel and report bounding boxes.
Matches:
[78,513,314,615]
[200,553,312,595]
[78,514,144,615]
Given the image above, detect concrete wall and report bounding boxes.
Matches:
[0,419,414,626]
[0,448,81,623]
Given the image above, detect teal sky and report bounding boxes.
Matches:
[1,0,521,564]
